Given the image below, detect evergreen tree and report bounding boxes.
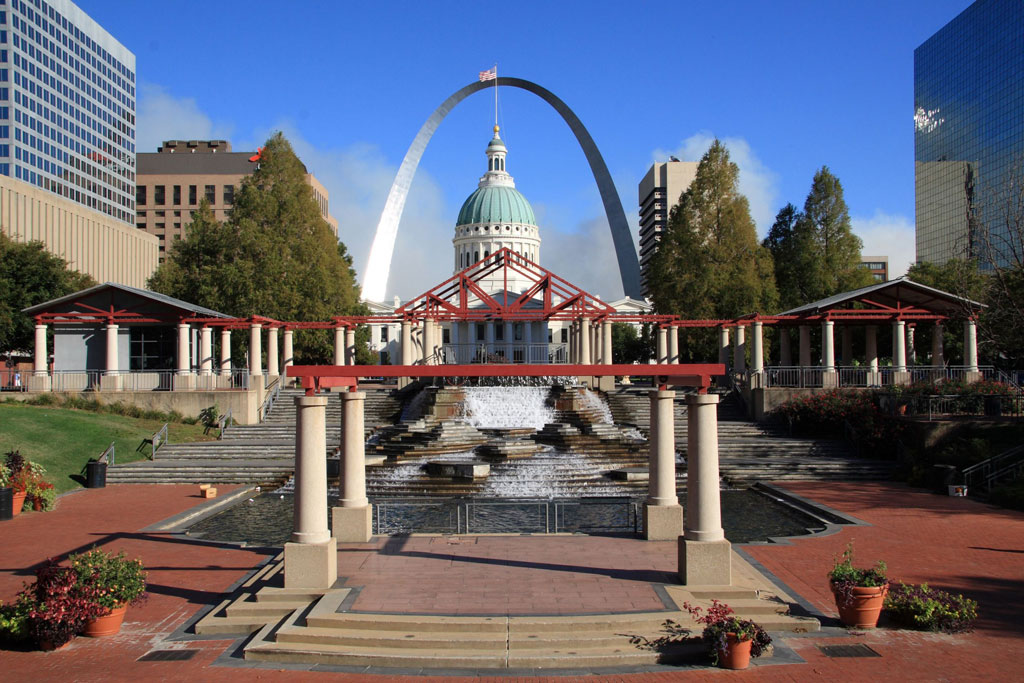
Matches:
[798,167,874,300]
[149,133,369,363]
[0,234,94,354]
[646,140,778,359]
[762,203,817,310]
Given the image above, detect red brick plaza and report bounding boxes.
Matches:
[1,481,1021,682]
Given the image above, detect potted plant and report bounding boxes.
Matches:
[70,547,147,637]
[829,542,888,628]
[683,599,772,670]
[3,450,33,516]
[27,479,56,511]
[20,559,102,650]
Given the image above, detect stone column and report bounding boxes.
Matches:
[667,326,678,365]
[932,322,944,370]
[733,325,746,374]
[423,320,434,365]
[524,321,534,363]
[717,327,730,368]
[334,391,372,542]
[249,323,263,376]
[267,327,279,378]
[100,322,121,392]
[334,326,345,366]
[569,322,577,363]
[200,326,213,376]
[644,390,683,540]
[30,322,50,391]
[176,322,190,375]
[107,323,121,375]
[285,395,338,588]
[866,325,880,386]
[220,328,232,388]
[751,321,764,388]
[656,325,667,365]
[964,318,979,377]
[893,320,909,385]
[581,317,592,365]
[400,321,412,365]
[504,321,514,362]
[822,320,837,387]
[485,321,495,356]
[679,393,730,585]
[283,329,294,370]
[799,325,811,367]
[779,328,792,366]
[602,320,613,365]
[345,327,356,366]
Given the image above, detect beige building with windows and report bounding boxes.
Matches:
[0,174,159,288]
[136,140,339,261]
[638,160,698,297]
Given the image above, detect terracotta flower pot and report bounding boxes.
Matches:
[717,632,753,670]
[832,583,888,629]
[11,490,27,516]
[39,638,71,651]
[32,497,43,511]
[83,604,128,637]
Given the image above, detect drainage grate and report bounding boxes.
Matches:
[818,644,881,658]
[137,649,198,662]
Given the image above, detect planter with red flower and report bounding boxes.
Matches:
[683,599,772,670]
[70,548,148,637]
[828,542,889,629]
[3,450,43,516]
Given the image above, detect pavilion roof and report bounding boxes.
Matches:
[23,282,232,323]
[774,276,985,321]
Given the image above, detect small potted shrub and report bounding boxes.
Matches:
[27,479,56,511]
[885,582,979,634]
[20,559,102,650]
[683,599,772,670]
[70,547,148,637]
[3,450,38,516]
[829,542,888,628]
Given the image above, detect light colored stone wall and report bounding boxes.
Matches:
[0,175,159,288]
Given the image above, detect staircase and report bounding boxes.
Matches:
[106,387,403,485]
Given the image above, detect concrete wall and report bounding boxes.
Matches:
[53,325,128,372]
[0,175,159,288]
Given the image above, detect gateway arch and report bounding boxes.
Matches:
[360,77,643,302]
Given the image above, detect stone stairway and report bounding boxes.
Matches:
[194,555,819,671]
[106,386,404,485]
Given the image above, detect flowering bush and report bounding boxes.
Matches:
[682,599,772,665]
[3,450,42,494]
[19,559,103,648]
[28,480,56,511]
[69,547,147,612]
[885,582,978,634]
[774,389,902,450]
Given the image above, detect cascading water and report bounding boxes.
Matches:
[579,388,614,424]
[460,386,556,431]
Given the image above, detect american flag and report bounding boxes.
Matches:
[479,67,497,82]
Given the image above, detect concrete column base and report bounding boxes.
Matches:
[892,371,911,386]
[822,371,838,388]
[866,371,882,387]
[966,371,983,384]
[172,374,196,391]
[332,505,373,542]
[595,376,615,392]
[28,375,51,392]
[678,538,732,585]
[216,375,234,389]
[99,375,121,392]
[284,538,338,589]
[398,377,412,389]
[643,504,683,540]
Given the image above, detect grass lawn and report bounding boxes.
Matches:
[0,403,216,494]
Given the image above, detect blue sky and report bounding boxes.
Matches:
[85,0,970,301]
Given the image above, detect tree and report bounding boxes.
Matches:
[646,140,778,360]
[0,234,94,354]
[906,259,988,364]
[762,203,816,310]
[610,322,651,364]
[148,133,369,363]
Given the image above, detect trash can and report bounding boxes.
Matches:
[85,460,107,488]
[0,487,12,521]
[326,458,341,480]
[984,396,1002,417]
[931,464,957,493]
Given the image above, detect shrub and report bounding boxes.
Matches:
[772,389,902,452]
[22,559,102,648]
[682,599,772,665]
[885,582,978,634]
[69,548,148,611]
[0,597,32,644]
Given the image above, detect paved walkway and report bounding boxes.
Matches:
[0,481,1021,681]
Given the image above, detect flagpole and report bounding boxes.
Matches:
[493,63,498,128]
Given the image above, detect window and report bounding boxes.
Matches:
[380,326,389,343]
[561,329,568,344]
[442,328,450,344]
[135,184,146,204]
[514,324,523,341]
[495,325,504,341]
[188,185,196,205]
[172,185,180,205]
[129,326,176,370]
[204,184,215,203]
[223,184,234,204]
[476,323,486,342]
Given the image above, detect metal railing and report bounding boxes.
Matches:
[51,370,103,392]
[761,365,1010,390]
[260,379,281,422]
[763,366,825,388]
[962,444,1024,492]
[98,441,116,466]
[440,343,569,365]
[372,497,639,535]
[217,408,233,439]
[40,368,255,392]
[147,423,168,460]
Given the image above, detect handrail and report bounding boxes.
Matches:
[962,444,1024,491]
[217,408,233,440]
[150,423,168,460]
[98,441,116,466]
[260,379,282,422]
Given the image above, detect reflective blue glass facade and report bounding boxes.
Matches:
[0,0,135,224]
[914,0,1024,267]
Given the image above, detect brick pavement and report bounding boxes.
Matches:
[0,481,1021,681]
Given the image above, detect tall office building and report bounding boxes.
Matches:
[136,140,339,261]
[637,160,697,297]
[0,0,158,287]
[915,0,1024,267]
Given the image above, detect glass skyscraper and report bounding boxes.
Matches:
[0,0,135,224]
[914,0,1024,267]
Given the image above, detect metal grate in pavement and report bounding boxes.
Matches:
[818,644,881,658]
[137,649,198,662]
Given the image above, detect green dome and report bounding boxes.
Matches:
[457,185,536,226]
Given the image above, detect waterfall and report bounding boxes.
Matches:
[460,386,555,431]
[579,388,614,424]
